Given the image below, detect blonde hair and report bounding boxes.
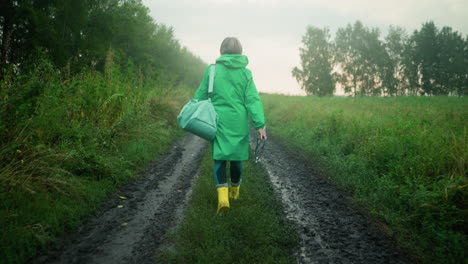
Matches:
[220,37,243,55]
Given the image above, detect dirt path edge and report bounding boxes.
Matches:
[33,134,207,264]
[256,135,408,264]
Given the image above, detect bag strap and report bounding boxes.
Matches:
[208,64,216,98]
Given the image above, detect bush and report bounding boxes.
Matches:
[0,57,193,263]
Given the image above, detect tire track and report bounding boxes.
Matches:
[34,134,207,264]
[258,136,407,264]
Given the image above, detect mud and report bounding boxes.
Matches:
[34,134,207,264]
[34,131,407,264]
[258,136,407,264]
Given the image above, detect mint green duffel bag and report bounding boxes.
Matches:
[177,65,218,141]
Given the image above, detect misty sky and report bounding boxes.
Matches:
[142,0,468,95]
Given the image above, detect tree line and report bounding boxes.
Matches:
[293,21,468,96]
[0,0,206,164]
[0,0,205,87]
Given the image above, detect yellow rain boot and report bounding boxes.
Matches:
[217,187,230,213]
[229,186,240,200]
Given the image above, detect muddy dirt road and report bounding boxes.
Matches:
[259,137,406,264]
[34,135,207,264]
[35,133,406,264]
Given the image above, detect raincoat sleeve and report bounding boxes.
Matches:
[245,77,265,129]
[193,66,210,100]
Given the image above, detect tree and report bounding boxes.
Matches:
[462,37,468,96]
[384,26,408,96]
[402,33,420,95]
[403,21,468,96]
[292,26,335,96]
[406,22,442,95]
[335,21,387,96]
[0,0,14,66]
[295,20,467,97]
[0,0,206,86]
[437,26,466,96]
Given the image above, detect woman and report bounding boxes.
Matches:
[193,37,267,213]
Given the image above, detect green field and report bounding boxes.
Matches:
[160,152,298,263]
[261,94,467,263]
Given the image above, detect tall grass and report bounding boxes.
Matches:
[0,56,193,263]
[262,94,467,263]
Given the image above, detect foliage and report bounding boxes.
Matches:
[0,56,195,263]
[293,26,336,96]
[159,152,298,263]
[0,0,206,85]
[384,26,409,96]
[335,21,389,96]
[294,20,468,96]
[0,1,206,263]
[405,22,467,96]
[262,94,467,263]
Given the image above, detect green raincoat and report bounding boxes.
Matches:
[194,54,265,161]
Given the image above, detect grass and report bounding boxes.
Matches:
[0,177,115,263]
[261,94,467,263]
[0,58,194,264]
[159,151,299,263]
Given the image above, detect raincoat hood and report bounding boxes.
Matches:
[216,54,249,69]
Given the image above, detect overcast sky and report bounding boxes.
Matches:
[142,0,468,95]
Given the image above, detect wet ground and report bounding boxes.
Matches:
[259,136,407,264]
[34,133,407,264]
[34,135,207,264]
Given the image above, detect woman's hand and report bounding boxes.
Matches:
[258,127,267,140]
